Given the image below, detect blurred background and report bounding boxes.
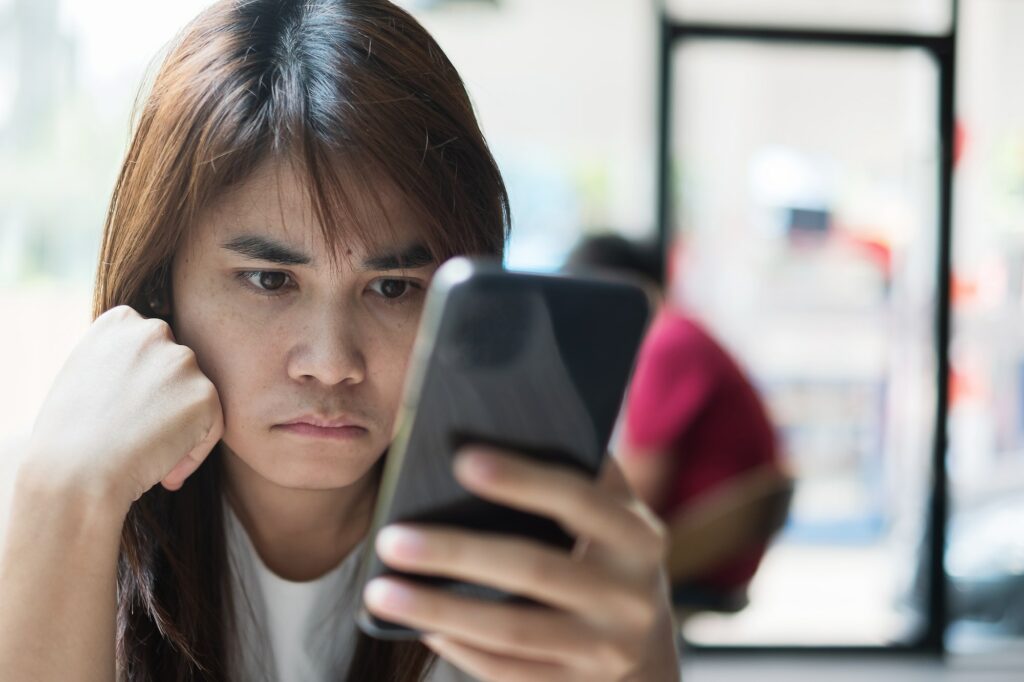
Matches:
[2,0,1023,677]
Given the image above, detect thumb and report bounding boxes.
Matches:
[161,453,202,491]
[161,411,223,492]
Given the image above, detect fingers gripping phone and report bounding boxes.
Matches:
[355,257,650,639]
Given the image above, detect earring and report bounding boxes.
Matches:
[148,293,163,312]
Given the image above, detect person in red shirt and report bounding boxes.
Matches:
[566,234,790,613]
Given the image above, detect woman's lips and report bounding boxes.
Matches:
[274,422,369,440]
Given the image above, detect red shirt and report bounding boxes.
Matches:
[624,308,778,589]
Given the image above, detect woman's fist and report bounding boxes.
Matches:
[24,305,223,511]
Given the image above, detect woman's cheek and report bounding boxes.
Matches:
[372,328,417,422]
[177,303,281,416]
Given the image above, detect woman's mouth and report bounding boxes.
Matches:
[275,422,368,440]
[274,415,369,440]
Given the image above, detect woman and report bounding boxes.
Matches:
[0,1,679,680]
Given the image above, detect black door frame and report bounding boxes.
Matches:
[655,1,959,656]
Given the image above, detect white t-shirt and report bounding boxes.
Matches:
[223,500,473,682]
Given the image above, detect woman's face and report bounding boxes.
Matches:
[169,159,437,490]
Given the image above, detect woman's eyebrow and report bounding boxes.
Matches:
[221,235,312,266]
[360,242,434,271]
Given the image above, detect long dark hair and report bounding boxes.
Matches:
[95,1,510,679]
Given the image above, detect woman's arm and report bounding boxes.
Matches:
[0,305,224,680]
[0,466,126,681]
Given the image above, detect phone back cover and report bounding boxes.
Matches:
[357,258,650,637]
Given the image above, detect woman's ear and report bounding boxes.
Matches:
[145,266,174,319]
[147,290,171,317]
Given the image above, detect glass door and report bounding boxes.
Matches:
[668,39,941,646]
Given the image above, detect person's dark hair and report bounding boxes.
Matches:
[95,1,510,680]
[565,233,665,290]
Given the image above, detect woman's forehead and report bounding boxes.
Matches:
[192,157,427,262]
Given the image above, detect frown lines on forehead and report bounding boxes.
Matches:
[222,233,435,272]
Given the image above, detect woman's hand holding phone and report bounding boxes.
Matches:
[20,305,223,513]
[363,446,681,682]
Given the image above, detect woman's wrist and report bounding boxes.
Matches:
[1,454,123,682]
[13,456,131,534]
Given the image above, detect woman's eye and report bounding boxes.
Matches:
[239,271,292,293]
[369,278,417,300]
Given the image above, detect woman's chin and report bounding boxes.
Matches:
[266,460,377,490]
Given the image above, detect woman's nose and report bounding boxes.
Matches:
[286,309,367,386]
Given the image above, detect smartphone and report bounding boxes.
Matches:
[355,257,651,640]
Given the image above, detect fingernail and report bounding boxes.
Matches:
[364,578,414,612]
[422,634,448,650]
[454,449,498,482]
[376,526,426,560]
